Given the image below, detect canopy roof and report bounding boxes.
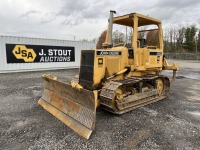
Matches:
[113,13,161,27]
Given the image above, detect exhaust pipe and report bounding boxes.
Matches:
[108,10,116,47]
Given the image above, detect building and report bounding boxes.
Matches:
[0,36,96,73]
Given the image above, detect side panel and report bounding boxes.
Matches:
[145,48,163,68]
[79,50,95,90]
[93,52,106,88]
[134,48,163,70]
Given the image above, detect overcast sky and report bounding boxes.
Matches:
[0,0,199,41]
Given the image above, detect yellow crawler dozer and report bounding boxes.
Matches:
[38,11,178,139]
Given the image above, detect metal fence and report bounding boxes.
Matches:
[165,53,200,61]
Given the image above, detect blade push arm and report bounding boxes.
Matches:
[163,58,179,82]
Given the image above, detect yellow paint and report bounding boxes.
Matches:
[71,81,83,91]
[41,74,57,80]
[38,12,179,140]
[92,13,178,87]
[12,45,36,62]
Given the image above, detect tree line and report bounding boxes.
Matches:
[164,24,200,53]
[96,24,200,53]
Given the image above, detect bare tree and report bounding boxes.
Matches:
[112,30,125,45]
[198,18,200,25]
[169,26,174,51]
[138,26,147,39]
[96,30,107,49]
[146,30,159,46]
[163,28,170,52]
[177,27,185,52]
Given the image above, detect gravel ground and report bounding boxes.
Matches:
[0,60,200,150]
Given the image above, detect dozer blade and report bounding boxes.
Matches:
[38,76,98,139]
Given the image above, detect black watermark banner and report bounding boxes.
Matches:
[6,44,75,63]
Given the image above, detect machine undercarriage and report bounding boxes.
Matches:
[100,76,170,114]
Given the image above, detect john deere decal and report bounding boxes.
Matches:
[6,44,75,63]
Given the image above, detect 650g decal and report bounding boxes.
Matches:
[6,44,75,63]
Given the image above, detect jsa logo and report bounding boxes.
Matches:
[13,45,36,62]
